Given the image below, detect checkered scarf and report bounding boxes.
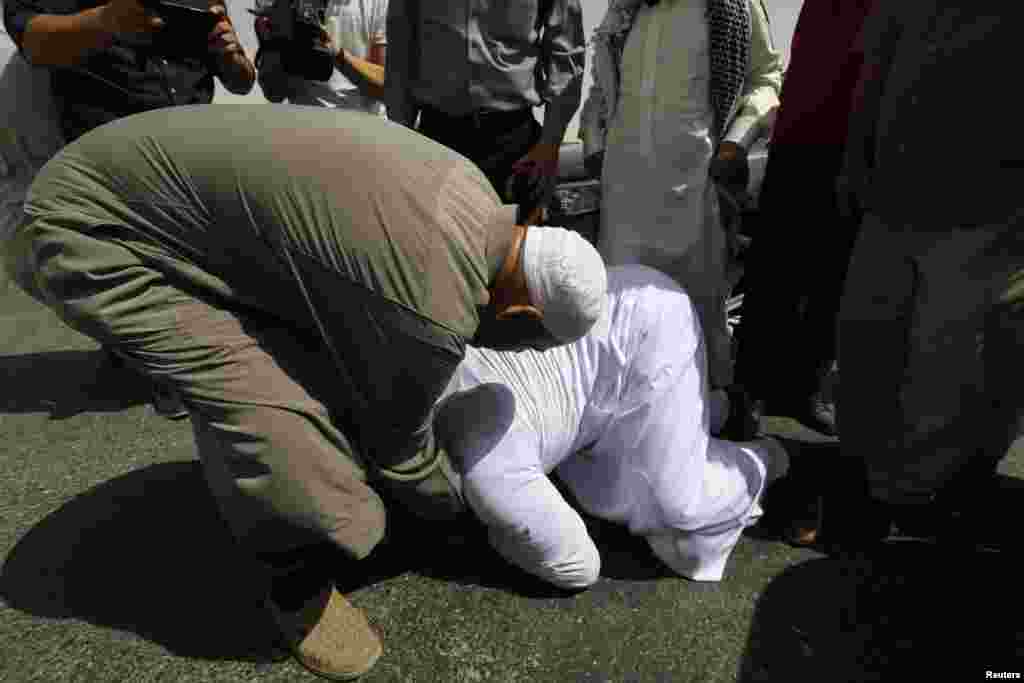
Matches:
[705,0,752,139]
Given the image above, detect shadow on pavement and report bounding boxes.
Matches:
[739,522,1024,681]
[0,350,149,417]
[1,462,282,661]
[345,468,675,604]
[354,506,589,601]
[339,488,673,604]
[579,516,673,582]
[2,459,671,663]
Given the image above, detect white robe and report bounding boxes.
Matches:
[596,1,733,388]
[435,265,788,588]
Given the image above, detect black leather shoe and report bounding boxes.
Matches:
[757,437,837,546]
[819,492,968,555]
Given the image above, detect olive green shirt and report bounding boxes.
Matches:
[22,104,516,341]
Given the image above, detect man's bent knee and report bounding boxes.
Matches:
[193,411,388,561]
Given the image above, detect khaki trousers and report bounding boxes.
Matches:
[5,218,462,559]
[837,212,1024,504]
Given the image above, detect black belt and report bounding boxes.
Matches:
[418,104,533,131]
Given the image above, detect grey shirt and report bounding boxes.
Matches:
[385,0,585,146]
[845,2,1024,228]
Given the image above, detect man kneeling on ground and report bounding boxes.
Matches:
[434,265,792,589]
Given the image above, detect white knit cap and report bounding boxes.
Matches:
[521,226,608,343]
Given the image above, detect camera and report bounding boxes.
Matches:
[250,0,336,82]
[142,0,220,56]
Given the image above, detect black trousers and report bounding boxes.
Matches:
[733,144,861,404]
[417,105,543,209]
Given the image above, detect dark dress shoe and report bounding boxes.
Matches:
[756,437,836,546]
[818,492,969,554]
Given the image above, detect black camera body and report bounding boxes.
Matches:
[139,0,220,57]
[251,0,336,82]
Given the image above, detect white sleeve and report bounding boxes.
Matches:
[435,383,600,590]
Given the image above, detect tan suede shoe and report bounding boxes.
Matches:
[266,584,383,681]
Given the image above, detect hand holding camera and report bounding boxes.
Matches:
[250,0,336,81]
[122,0,228,58]
[207,5,243,59]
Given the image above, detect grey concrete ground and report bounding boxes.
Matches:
[2,267,1023,683]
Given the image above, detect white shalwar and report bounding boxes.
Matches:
[435,265,788,589]
[598,2,733,388]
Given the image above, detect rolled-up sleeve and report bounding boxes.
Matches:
[724,0,783,147]
[537,0,585,145]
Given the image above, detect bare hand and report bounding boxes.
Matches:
[709,141,750,195]
[208,5,243,59]
[98,0,164,36]
[317,25,339,57]
[511,142,560,183]
[506,143,560,220]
